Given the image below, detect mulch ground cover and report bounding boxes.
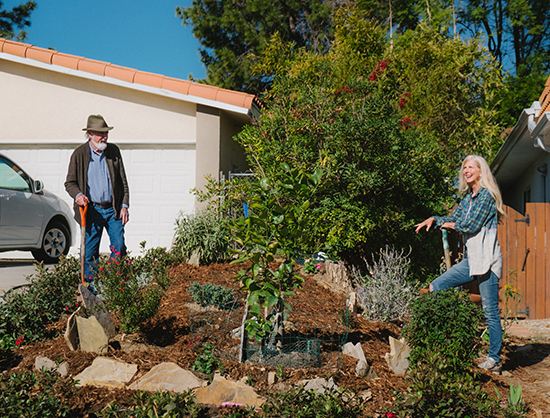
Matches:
[4,261,550,416]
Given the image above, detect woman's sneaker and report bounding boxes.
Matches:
[477,357,501,375]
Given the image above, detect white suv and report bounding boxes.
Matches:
[0,153,76,263]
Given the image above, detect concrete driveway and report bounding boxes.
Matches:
[0,256,42,295]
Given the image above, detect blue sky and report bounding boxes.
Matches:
[3,0,207,81]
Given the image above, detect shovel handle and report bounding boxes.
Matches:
[79,199,88,286]
[79,201,88,227]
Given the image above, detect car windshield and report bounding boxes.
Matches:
[0,157,32,192]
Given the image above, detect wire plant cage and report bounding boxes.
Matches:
[187,288,350,370]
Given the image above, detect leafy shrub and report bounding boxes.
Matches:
[97,390,202,417]
[0,369,79,417]
[173,209,231,264]
[260,386,365,418]
[191,343,224,376]
[95,251,164,334]
[131,241,177,291]
[355,247,416,322]
[402,289,483,372]
[391,351,497,417]
[390,289,494,417]
[187,282,240,309]
[232,165,320,343]
[0,256,80,344]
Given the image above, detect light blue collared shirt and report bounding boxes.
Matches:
[87,142,112,204]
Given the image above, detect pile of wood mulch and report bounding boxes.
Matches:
[4,261,550,416]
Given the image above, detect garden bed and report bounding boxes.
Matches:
[3,261,550,416]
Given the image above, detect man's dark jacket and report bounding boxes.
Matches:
[65,142,129,226]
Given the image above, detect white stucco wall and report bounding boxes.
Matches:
[0,60,197,140]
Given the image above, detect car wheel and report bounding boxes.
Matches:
[31,222,71,264]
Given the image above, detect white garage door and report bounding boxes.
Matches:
[0,142,196,259]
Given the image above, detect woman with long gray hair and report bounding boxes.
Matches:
[415,155,505,374]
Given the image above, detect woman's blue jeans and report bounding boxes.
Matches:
[430,258,502,363]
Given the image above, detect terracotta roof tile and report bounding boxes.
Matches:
[538,74,550,118]
[105,64,136,83]
[216,89,251,108]
[78,58,107,76]
[162,76,191,95]
[134,71,164,89]
[25,45,55,64]
[51,52,82,70]
[189,83,220,101]
[0,38,256,111]
[2,39,28,57]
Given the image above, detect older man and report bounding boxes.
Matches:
[65,114,129,292]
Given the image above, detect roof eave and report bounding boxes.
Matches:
[0,51,253,119]
[492,102,545,186]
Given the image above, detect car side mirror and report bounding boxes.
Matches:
[34,180,44,195]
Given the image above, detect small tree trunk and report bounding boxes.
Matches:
[239,297,249,363]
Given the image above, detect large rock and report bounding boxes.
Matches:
[78,284,116,338]
[187,249,201,266]
[313,260,354,296]
[129,362,207,392]
[343,342,378,379]
[75,357,137,389]
[296,377,339,394]
[384,337,410,376]
[356,360,378,379]
[76,315,109,353]
[34,356,68,377]
[347,292,357,314]
[343,342,367,363]
[194,373,265,408]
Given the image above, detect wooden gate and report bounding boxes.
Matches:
[498,203,550,320]
[452,203,550,319]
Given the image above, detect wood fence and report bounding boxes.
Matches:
[452,203,550,320]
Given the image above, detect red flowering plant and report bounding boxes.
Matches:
[368,59,389,82]
[0,334,24,350]
[93,242,173,333]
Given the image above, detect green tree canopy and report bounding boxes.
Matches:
[228,10,502,279]
[456,0,550,127]
[0,0,36,41]
[176,0,332,93]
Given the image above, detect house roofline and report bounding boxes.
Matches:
[0,38,260,120]
[491,102,550,187]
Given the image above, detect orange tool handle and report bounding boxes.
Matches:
[79,201,88,227]
[79,199,88,286]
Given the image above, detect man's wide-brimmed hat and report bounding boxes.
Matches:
[82,114,114,132]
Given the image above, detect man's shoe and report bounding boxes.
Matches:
[478,357,501,375]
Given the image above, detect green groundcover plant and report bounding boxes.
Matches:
[94,242,176,333]
[0,369,79,417]
[97,390,202,417]
[0,255,80,346]
[187,282,240,310]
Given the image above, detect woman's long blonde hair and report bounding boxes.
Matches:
[458,155,506,221]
